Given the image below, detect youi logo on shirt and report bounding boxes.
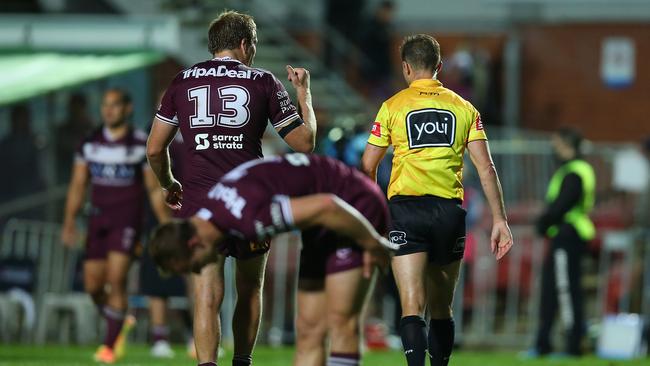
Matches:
[406,108,456,148]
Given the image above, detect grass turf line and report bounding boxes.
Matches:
[0,345,647,366]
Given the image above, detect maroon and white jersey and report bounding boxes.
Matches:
[76,126,148,218]
[196,154,389,243]
[155,56,302,211]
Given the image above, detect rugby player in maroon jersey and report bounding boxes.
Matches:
[146,11,317,366]
[62,89,170,363]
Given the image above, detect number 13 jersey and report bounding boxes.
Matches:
[156,56,302,211]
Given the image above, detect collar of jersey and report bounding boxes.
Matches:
[212,56,242,64]
[409,79,443,88]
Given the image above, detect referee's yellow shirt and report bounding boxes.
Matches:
[367,79,487,200]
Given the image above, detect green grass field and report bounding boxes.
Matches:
[0,345,647,366]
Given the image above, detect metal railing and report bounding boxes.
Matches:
[1,219,649,348]
[1,219,80,301]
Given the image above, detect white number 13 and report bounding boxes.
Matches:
[188,85,250,128]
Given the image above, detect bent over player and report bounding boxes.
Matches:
[61,89,170,363]
[148,153,395,282]
[361,34,513,366]
[146,11,317,366]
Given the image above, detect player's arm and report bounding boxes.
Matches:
[144,167,172,224]
[467,139,513,260]
[61,161,89,247]
[282,65,316,153]
[361,103,391,180]
[146,119,182,209]
[361,144,388,181]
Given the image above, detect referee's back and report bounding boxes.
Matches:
[367,78,486,201]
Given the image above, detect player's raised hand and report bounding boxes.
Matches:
[61,221,78,248]
[490,220,513,260]
[162,179,183,210]
[286,65,310,91]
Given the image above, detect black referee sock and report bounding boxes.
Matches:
[399,315,428,366]
[232,354,252,366]
[428,318,455,366]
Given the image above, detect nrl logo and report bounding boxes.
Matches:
[389,231,407,246]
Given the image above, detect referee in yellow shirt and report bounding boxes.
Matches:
[361,34,513,366]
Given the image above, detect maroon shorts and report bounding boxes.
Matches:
[298,229,363,281]
[85,214,142,260]
[298,187,389,281]
[183,197,270,260]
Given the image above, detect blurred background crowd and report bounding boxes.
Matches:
[0,0,649,360]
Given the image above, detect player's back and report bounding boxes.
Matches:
[156,56,299,205]
[203,153,385,242]
[221,153,380,202]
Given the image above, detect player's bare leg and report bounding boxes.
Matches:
[392,253,428,366]
[83,259,107,308]
[294,280,327,366]
[149,297,174,358]
[326,267,372,366]
[425,260,461,366]
[232,253,268,366]
[149,297,166,329]
[192,257,226,364]
[105,251,131,312]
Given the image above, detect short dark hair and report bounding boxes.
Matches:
[104,88,132,105]
[556,127,584,155]
[400,34,441,73]
[208,10,256,55]
[149,220,194,273]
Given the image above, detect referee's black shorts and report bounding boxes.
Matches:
[388,195,466,265]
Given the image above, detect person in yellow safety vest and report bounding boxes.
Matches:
[530,127,595,358]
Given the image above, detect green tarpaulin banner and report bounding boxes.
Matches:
[0,52,164,105]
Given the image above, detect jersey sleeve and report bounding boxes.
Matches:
[467,110,487,142]
[367,102,391,147]
[266,74,300,132]
[155,77,180,127]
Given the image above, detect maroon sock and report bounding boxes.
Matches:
[328,352,360,366]
[103,306,126,349]
[152,325,170,343]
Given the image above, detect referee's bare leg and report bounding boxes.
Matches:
[392,252,428,366]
